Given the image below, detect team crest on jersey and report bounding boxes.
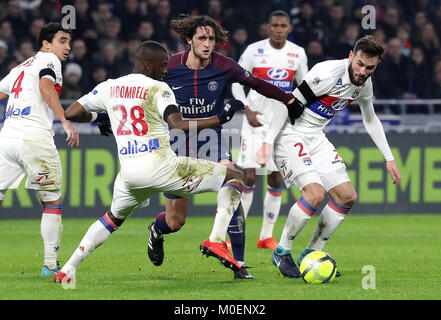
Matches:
[47,62,55,70]
[208,81,218,91]
[336,78,343,86]
[258,48,264,54]
[303,156,312,166]
[162,90,171,98]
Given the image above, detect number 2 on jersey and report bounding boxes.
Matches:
[11,71,24,98]
[113,105,148,136]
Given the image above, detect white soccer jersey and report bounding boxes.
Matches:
[233,38,308,127]
[291,58,372,133]
[78,73,175,163]
[0,52,63,140]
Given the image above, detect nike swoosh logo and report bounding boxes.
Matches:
[172,86,184,90]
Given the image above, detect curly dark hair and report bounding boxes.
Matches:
[171,14,229,45]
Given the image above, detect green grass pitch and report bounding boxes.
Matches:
[0,214,440,300]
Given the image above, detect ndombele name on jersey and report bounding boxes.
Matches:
[110,85,150,100]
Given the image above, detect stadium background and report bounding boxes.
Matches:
[0,0,440,218]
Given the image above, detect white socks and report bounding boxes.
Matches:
[62,214,118,276]
[41,211,63,269]
[259,186,282,240]
[278,197,317,251]
[240,185,255,220]
[306,200,350,251]
[209,180,243,243]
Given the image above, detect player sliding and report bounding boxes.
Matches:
[147,14,299,280]
[256,35,402,277]
[0,23,79,276]
[53,41,246,283]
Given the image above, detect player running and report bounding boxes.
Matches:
[53,41,247,283]
[256,35,402,277]
[232,10,308,250]
[0,23,79,276]
[147,15,298,279]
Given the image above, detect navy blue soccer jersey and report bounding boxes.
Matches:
[165,50,293,133]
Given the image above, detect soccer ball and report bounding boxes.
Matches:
[299,251,337,284]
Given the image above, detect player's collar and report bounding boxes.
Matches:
[341,59,351,85]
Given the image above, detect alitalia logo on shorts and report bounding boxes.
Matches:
[31,171,55,186]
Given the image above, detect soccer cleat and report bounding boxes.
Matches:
[41,262,61,276]
[297,248,314,266]
[257,237,278,249]
[271,245,301,278]
[200,238,241,271]
[147,222,164,266]
[234,265,256,280]
[53,271,72,283]
[226,238,232,251]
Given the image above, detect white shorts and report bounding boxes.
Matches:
[273,131,349,191]
[237,120,278,172]
[0,136,62,191]
[111,154,227,219]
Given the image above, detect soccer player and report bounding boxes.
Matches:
[256,35,402,277]
[232,10,308,250]
[53,41,246,283]
[0,23,79,275]
[147,15,297,279]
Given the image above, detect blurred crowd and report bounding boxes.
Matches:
[1,0,441,113]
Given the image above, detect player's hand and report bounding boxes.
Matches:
[256,142,273,166]
[218,99,245,124]
[285,98,304,125]
[95,112,113,136]
[386,160,401,184]
[244,106,263,127]
[63,120,79,147]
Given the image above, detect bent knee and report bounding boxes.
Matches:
[302,183,326,208]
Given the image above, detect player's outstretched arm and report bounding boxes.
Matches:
[40,78,79,147]
[65,101,113,137]
[165,99,244,132]
[65,101,93,122]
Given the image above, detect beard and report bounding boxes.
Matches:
[348,62,368,86]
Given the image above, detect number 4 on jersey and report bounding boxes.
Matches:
[11,71,24,98]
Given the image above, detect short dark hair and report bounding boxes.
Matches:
[268,10,290,22]
[171,14,229,45]
[136,40,168,57]
[353,35,385,58]
[37,22,72,49]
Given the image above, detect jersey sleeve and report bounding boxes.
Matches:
[77,82,107,112]
[294,48,308,84]
[292,61,336,104]
[154,83,177,119]
[38,53,62,84]
[0,72,11,95]
[231,47,254,104]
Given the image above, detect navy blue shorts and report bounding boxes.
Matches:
[164,133,232,199]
